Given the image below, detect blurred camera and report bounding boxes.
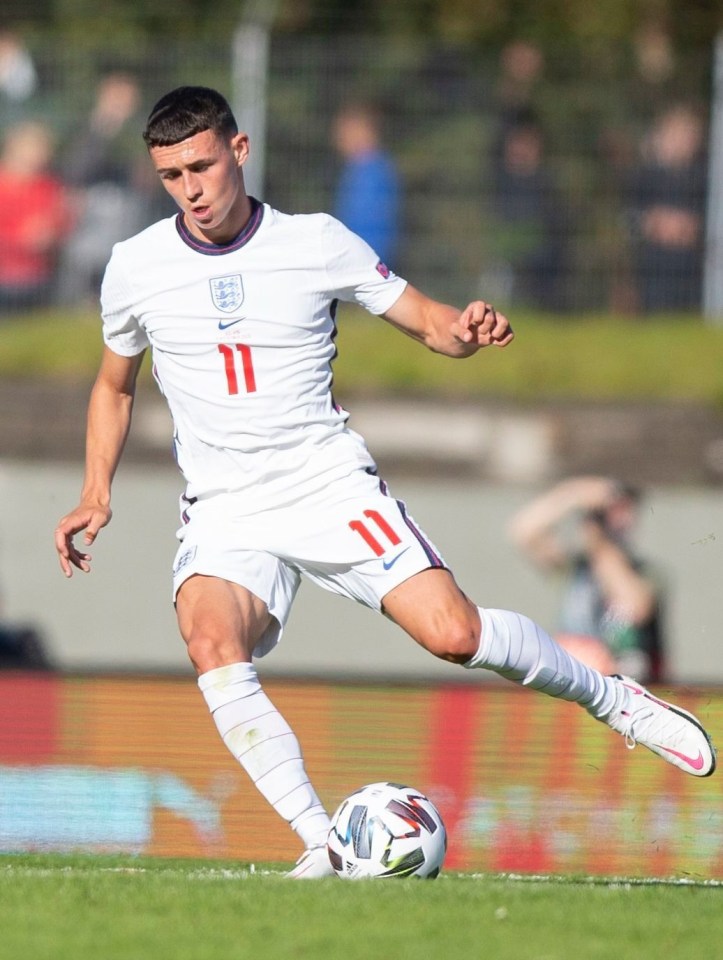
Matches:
[585,508,608,527]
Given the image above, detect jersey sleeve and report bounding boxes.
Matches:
[99,245,150,356]
[320,215,407,315]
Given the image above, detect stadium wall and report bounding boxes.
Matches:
[2,672,721,877]
[2,460,723,683]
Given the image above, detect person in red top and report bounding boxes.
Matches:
[0,120,71,312]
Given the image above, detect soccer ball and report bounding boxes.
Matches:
[326,781,447,879]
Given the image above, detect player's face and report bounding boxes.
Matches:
[150,128,250,243]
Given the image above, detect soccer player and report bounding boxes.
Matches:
[54,87,716,879]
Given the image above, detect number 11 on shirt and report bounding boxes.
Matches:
[218,343,257,394]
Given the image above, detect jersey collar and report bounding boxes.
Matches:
[175,197,264,255]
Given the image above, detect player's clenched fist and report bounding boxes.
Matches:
[453,301,514,348]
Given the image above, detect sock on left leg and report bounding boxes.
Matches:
[199,662,330,849]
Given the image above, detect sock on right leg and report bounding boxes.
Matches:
[464,607,619,719]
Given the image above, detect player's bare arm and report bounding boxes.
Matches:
[54,347,145,577]
[382,283,514,357]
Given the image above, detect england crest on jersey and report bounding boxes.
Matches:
[210,274,245,313]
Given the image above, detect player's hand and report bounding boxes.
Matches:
[451,301,514,349]
[54,503,113,577]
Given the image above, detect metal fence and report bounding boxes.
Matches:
[0,31,714,316]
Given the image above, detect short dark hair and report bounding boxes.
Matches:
[142,86,238,148]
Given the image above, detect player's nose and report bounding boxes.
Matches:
[182,171,202,200]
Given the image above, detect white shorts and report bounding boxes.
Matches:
[171,469,448,658]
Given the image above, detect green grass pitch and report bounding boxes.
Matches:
[1,854,720,960]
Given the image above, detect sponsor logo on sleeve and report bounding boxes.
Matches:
[375,261,391,279]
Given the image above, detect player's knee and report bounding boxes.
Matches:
[442,620,481,664]
[422,611,481,665]
[185,630,244,674]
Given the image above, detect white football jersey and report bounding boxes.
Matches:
[100,201,407,510]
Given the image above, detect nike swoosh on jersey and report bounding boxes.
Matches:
[382,547,411,570]
[218,317,246,330]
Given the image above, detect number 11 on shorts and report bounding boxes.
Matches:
[349,509,401,557]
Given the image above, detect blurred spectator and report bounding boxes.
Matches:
[631,20,678,124]
[487,112,564,310]
[491,39,545,160]
[625,102,707,313]
[509,477,664,682]
[332,101,400,263]
[0,121,70,314]
[0,543,52,669]
[0,622,53,670]
[633,21,676,90]
[57,72,149,305]
[0,27,37,103]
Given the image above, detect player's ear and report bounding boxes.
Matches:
[231,132,250,166]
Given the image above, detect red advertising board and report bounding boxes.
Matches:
[1,674,721,877]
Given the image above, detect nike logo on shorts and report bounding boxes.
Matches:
[382,547,410,570]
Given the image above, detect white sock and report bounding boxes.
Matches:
[464,607,619,719]
[198,662,330,848]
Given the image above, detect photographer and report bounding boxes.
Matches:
[509,477,663,681]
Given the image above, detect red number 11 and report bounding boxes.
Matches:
[218,343,257,394]
[349,510,401,557]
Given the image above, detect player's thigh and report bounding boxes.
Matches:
[382,568,481,664]
[172,499,301,663]
[176,573,274,670]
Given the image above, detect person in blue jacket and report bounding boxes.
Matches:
[332,101,400,265]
